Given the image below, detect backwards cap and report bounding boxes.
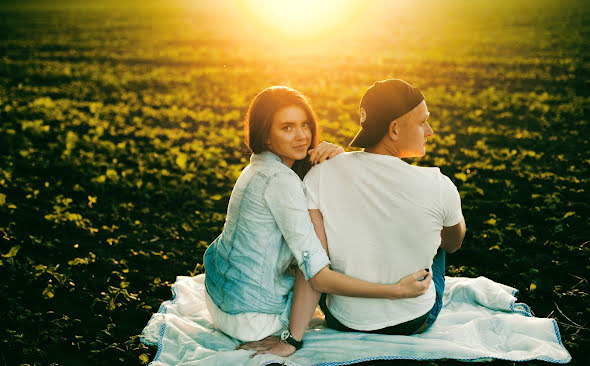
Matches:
[350,79,424,148]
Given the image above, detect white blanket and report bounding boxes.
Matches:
[141,274,571,365]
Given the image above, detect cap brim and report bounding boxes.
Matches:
[349,126,381,148]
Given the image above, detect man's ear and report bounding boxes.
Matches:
[387,120,399,141]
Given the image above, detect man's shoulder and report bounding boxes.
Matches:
[409,165,458,192]
[397,163,461,195]
[408,163,442,177]
[320,151,358,165]
[322,151,376,168]
[304,152,355,178]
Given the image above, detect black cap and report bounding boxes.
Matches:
[350,79,424,148]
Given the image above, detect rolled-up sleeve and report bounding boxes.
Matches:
[264,172,330,280]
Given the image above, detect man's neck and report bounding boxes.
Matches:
[364,143,401,158]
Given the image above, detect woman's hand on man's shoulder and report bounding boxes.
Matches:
[308,141,344,166]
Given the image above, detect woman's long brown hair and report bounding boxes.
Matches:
[244,86,319,179]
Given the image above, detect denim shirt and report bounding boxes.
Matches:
[204,151,331,319]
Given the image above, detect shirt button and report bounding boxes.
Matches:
[303,251,310,258]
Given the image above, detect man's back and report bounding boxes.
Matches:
[303,151,463,330]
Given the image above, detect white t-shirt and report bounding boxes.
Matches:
[303,151,463,330]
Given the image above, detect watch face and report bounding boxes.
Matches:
[280,330,290,342]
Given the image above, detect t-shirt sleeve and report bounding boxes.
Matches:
[302,166,320,210]
[441,174,463,227]
[264,171,330,280]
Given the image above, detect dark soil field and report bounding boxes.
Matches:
[0,0,588,364]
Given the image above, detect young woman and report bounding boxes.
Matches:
[203,86,431,356]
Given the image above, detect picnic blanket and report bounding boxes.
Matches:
[141,274,571,365]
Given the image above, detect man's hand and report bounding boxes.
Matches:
[309,141,344,165]
[392,269,432,299]
[236,335,297,358]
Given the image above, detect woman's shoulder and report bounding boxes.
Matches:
[250,155,301,183]
[265,168,303,193]
[238,157,303,202]
[258,168,305,205]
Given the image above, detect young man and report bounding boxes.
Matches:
[303,78,466,335]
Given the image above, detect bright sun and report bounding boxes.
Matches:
[236,0,364,41]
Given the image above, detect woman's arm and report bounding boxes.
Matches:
[307,209,432,299]
[236,267,313,358]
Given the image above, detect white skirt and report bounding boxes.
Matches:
[204,287,284,342]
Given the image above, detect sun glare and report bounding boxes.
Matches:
[237,0,363,41]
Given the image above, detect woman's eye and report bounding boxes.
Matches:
[303,122,311,129]
[283,126,292,131]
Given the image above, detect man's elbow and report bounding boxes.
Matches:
[445,240,462,254]
[448,229,466,253]
[441,219,466,254]
[455,223,466,252]
[441,238,464,254]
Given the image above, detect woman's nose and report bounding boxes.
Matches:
[295,127,307,139]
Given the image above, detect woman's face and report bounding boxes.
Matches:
[266,105,312,167]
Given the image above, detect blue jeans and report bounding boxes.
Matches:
[412,248,445,334]
[320,249,446,335]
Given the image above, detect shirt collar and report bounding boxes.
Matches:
[250,150,287,165]
[358,151,406,164]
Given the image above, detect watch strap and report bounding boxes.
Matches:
[280,329,303,350]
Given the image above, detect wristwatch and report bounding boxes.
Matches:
[280,329,303,350]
